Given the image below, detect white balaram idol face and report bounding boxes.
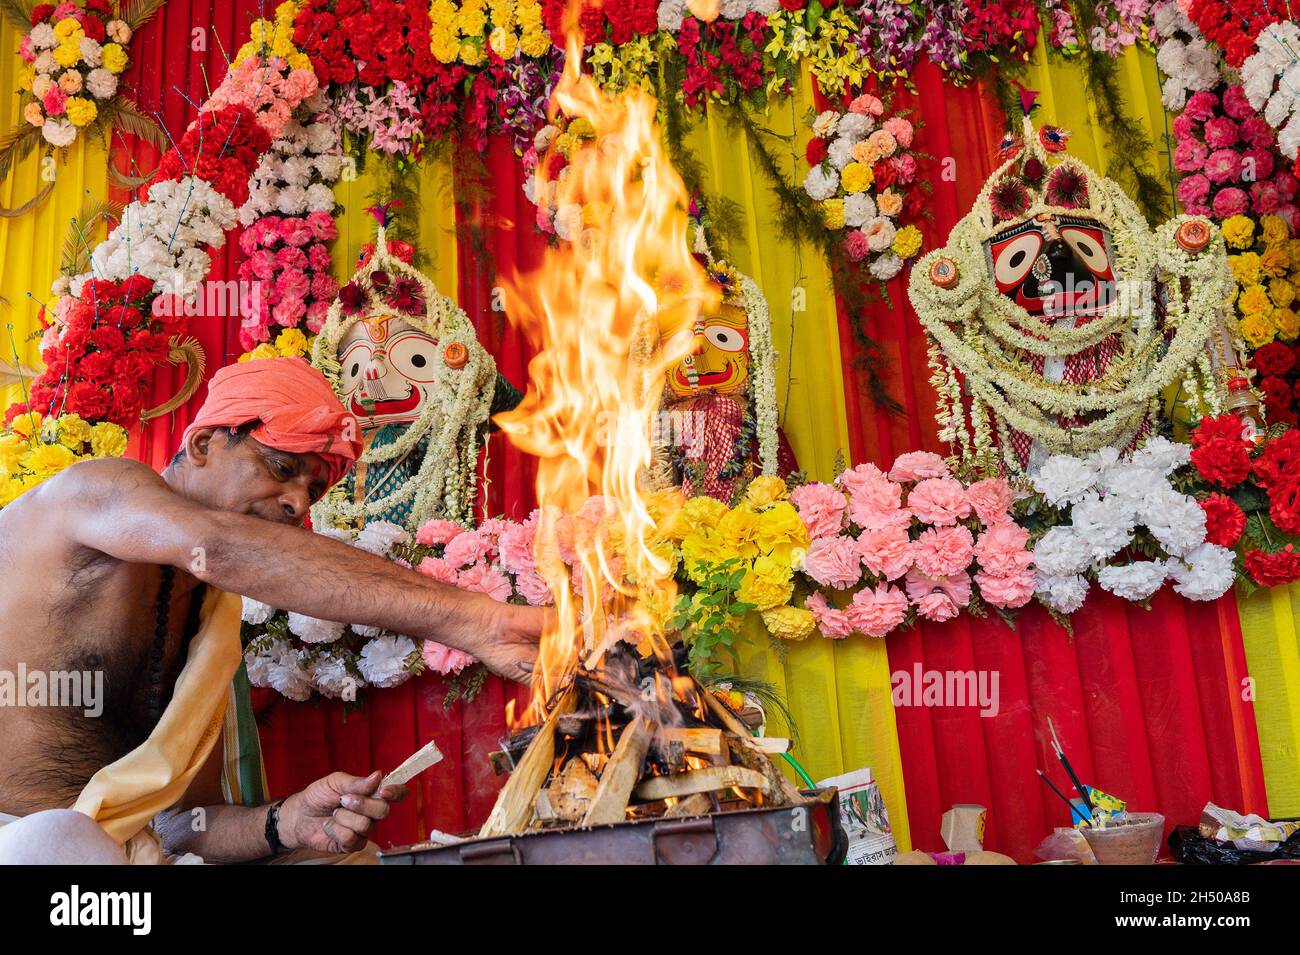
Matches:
[337,315,440,429]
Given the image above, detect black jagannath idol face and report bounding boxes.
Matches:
[984,213,1117,319]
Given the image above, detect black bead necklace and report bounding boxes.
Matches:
[145,565,175,726]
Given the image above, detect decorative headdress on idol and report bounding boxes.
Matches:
[649,201,796,501]
[311,205,498,530]
[907,86,1247,479]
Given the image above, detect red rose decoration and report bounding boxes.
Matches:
[1200,493,1247,547]
[1245,546,1300,587]
[1190,437,1251,488]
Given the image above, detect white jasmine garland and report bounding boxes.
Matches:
[357,635,419,689]
[287,612,347,645]
[1098,560,1168,602]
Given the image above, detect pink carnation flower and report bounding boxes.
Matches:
[416,556,459,584]
[888,451,950,483]
[966,478,1014,526]
[422,640,476,675]
[1221,84,1255,120]
[789,482,847,538]
[416,519,466,547]
[904,568,972,623]
[1202,116,1240,149]
[1251,181,1282,215]
[849,93,884,116]
[857,525,914,580]
[457,563,513,602]
[973,521,1034,576]
[806,592,854,639]
[1204,148,1242,185]
[444,530,493,568]
[514,569,554,606]
[1183,90,1219,123]
[1173,139,1207,173]
[839,463,910,531]
[912,525,975,579]
[846,584,909,637]
[844,229,871,262]
[499,517,539,575]
[883,116,913,148]
[802,535,863,589]
[1212,186,1250,218]
[1175,174,1210,211]
[906,477,971,526]
[975,568,1036,609]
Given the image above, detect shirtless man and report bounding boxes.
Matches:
[0,357,543,863]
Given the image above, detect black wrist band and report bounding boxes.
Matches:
[265,799,287,856]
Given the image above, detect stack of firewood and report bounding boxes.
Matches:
[479,645,802,836]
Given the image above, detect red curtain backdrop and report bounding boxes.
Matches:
[834,61,1269,861]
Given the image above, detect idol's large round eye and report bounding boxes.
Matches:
[993,232,1043,286]
[1060,227,1112,277]
[387,331,439,383]
[703,324,747,353]
[339,341,371,393]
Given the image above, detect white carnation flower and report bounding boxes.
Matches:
[86,67,116,100]
[357,635,418,689]
[1130,435,1191,475]
[241,597,276,625]
[868,253,903,281]
[351,624,384,639]
[827,134,857,170]
[750,0,779,12]
[718,0,749,18]
[1167,543,1236,601]
[41,119,76,148]
[354,520,410,557]
[287,612,346,644]
[843,192,877,228]
[1140,489,1207,557]
[811,110,840,139]
[1070,493,1137,561]
[248,639,313,701]
[310,651,365,700]
[1033,526,1093,577]
[836,114,872,141]
[1031,454,1097,507]
[802,164,839,201]
[1097,561,1168,602]
[657,0,687,32]
[1036,573,1090,614]
[554,203,583,241]
[79,36,102,67]
[29,23,56,49]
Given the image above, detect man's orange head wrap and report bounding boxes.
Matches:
[181,357,361,486]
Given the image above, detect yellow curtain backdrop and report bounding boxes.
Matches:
[330,156,460,295]
[1022,41,1300,815]
[0,17,109,413]
[684,69,913,851]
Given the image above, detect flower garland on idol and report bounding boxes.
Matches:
[310,220,498,530]
[801,93,926,283]
[4,0,143,162]
[909,111,1242,478]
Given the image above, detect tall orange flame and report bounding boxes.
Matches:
[495,5,719,724]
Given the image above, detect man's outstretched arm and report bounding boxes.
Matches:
[49,457,543,679]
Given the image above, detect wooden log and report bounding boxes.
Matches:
[382,738,444,788]
[658,726,725,756]
[633,766,769,801]
[726,732,802,806]
[581,716,653,827]
[664,793,713,819]
[479,689,575,837]
[747,737,792,755]
[544,758,601,823]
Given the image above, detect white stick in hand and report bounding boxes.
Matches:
[382,739,445,788]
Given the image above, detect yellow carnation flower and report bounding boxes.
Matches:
[53,17,83,41]
[0,475,26,507]
[49,414,91,450]
[89,422,127,458]
[840,162,872,195]
[743,476,788,508]
[1276,307,1300,341]
[761,604,816,640]
[275,328,309,357]
[64,97,97,128]
[676,495,728,538]
[1261,214,1290,247]
[101,43,128,74]
[520,30,551,57]
[246,343,280,362]
[0,432,26,474]
[736,554,794,611]
[718,506,763,560]
[1220,214,1255,250]
[1239,283,1274,316]
[7,412,43,439]
[53,40,82,68]
[1230,252,1262,286]
[892,224,923,260]
[488,27,517,59]
[1270,278,1296,309]
[681,530,730,584]
[21,442,78,479]
[821,198,846,230]
[755,501,810,561]
[1239,311,1277,349]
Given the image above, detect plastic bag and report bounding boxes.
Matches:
[1168,825,1300,865]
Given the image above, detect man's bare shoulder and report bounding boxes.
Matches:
[41,456,166,501]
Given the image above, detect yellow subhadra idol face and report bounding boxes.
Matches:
[337,315,440,430]
[664,301,749,399]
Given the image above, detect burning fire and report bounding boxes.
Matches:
[495,4,720,726]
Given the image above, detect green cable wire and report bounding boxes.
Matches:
[782,752,816,789]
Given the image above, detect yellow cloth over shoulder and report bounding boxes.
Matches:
[74,588,243,848]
